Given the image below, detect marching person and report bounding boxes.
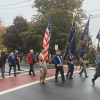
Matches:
[54,50,66,82]
[8,52,16,77]
[38,49,47,84]
[66,50,74,79]
[86,58,89,68]
[28,50,37,76]
[92,51,100,84]
[2,48,6,72]
[0,50,5,78]
[79,57,88,78]
[14,50,20,71]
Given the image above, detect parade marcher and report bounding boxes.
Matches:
[54,50,66,82]
[79,57,88,78]
[2,48,6,72]
[66,50,74,79]
[0,50,5,78]
[14,50,20,71]
[95,60,97,69]
[92,51,100,84]
[86,58,89,68]
[28,50,37,76]
[38,49,47,84]
[8,52,16,77]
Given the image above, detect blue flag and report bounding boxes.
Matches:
[70,33,76,58]
[68,21,75,44]
[80,20,89,58]
[96,30,100,42]
[81,20,89,41]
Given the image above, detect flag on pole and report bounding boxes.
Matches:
[68,20,75,44]
[68,20,76,58]
[80,20,89,58]
[96,30,100,42]
[81,20,89,42]
[42,13,52,63]
[70,33,76,58]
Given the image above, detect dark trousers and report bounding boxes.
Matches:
[55,66,64,81]
[9,65,16,75]
[29,64,35,74]
[0,67,4,77]
[67,64,74,78]
[92,77,98,82]
[16,61,20,70]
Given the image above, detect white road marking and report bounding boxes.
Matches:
[0,71,80,95]
[0,70,28,75]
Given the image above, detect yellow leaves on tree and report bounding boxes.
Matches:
[0,19,7,51]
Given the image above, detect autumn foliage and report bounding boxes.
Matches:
[0,19,7,51]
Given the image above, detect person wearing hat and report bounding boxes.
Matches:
[14,50,20,71]
[92,51,100,84]
[79,57,88,78]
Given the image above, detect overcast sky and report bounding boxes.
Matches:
[0,0,100,46]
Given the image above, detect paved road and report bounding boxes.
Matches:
[0,62,55,78]
[0,63,100,100]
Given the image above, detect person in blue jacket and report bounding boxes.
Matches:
[8,52,16,77]
[54,50,66,82]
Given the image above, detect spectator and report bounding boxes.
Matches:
[2,48,6,72]
[8,52,16,77]
[49,59,52,65]
[36,53,39,62]
[14,50,20,71]
[0,50,5,78]
[28,50,37,76]
[75,60,77,69]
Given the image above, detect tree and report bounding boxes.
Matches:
[0,19,7,51]
[2,16,28,53]
[21,0,87,54]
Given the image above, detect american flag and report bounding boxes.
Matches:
[42,13,52,63]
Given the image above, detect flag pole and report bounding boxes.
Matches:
[64,11,78,53]
[76,41,80,52]
[64,43,68,53]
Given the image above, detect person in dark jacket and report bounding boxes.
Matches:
[54,50,66,82]
[0,50,5,78]
[28,50,37,76]
[92,52,100,84]
[66,50,74,79]
[8,52,16,77]
[2,49,6,72]
[14,50,20,71]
